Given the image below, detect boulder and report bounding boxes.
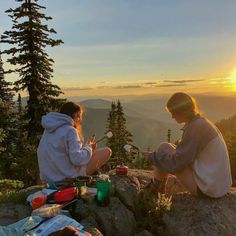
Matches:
[1,169,236,236]
[163,189,236,236]
[0,203,31,225]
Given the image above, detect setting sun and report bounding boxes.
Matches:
[227,67,236,91]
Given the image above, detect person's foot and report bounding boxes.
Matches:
[144,177,168,196]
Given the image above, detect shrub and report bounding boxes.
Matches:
[0,179,27,204]
[136,190,172,234]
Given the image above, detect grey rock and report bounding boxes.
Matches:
[0,203,31,225]
[1,170,236,236]
[110,174,140,212]
[162,189,236,236]
[95,197,136,236]
[135,230,155,236]
[80,216,103,236]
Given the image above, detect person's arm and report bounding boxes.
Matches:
[67,128,93,166]
[148,125,201,173]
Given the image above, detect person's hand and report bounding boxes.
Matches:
[48,225,79,236]
[86,134,97,152]
[86,134,95,144]
[141,150,152,160]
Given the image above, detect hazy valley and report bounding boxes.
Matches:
[75,94,236,149]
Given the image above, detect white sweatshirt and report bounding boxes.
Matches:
[37,112,92,182]
[149,114,232,198]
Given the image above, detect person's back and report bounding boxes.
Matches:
[142,92,232,198]
[37,112,90,182]
[190,116,232,197]
[37,101,111,183]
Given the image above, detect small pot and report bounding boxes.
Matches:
[116,163,128,176]
[53,186,78,204]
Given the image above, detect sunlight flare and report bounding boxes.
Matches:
[229,67,236,90]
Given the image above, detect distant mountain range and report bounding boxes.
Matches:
[20,94,236,149]
[79,94,236,149]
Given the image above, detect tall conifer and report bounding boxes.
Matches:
[0,54,15,178]
[1,0,64,140]
[105,100,134,168]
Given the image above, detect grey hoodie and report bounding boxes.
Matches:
[149,114,232,198]
[37,112,92,182]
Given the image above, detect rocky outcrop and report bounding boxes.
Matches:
[0,203,31,226]
[163,189,236,236]
[1,169,236,236]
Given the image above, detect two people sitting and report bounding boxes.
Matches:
[37,92,232,198]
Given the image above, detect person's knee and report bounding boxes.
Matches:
[158,142,175,153]
[158,142,170,149]
[104,147,112,159]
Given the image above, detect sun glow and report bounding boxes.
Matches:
[228,67,236,91]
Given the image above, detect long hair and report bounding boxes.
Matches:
[60,101,84,138]
[166,92,198,118]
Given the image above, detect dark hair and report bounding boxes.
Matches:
[166,92,198,117]
[60,102,82,119]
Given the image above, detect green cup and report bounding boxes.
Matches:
[96,176,110,206]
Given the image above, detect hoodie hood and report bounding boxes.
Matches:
[41,112,73,133]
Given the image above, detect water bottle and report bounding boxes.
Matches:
[96,174,110,207]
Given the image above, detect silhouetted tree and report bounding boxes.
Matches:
[0,54,16,178]
[105,100,135,168]
[116,100,133,161]
[216,115,236,182]
[1,0,64,141]
[0,55,14,103]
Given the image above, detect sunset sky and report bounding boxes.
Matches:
[1,0,236,97]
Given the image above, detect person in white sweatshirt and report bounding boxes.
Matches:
[37,101,112,183]
[142,92,232,198]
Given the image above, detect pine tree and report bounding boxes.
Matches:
[1,0,64,140]
[0,55,14,103]
[0,53,16,178]
[116,100,133,163]
[216,115,236,181]
[105,102,118,168]
[105,100,135,168]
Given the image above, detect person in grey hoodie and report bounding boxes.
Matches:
[142,92,232,198]
[37,102,112,183]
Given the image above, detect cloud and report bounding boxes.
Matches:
[62,87,92,91]
[144,82,158,85]
[114,85,142,89]
[155,83,185,88]
[163,79,205,84]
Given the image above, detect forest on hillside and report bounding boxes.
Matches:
[216,115,236,181]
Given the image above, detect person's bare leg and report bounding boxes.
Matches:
[152,142,176,180]
[151,166,169,194]
[174,166,197,195]
[151,142,197,195]
[86,147,112,175]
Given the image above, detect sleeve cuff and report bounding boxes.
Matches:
[148,151,156,165]
[83,144,93,157]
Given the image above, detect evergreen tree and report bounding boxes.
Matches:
[105,102,118,168]
[0,98,6,157]
[105,100,135,168]
[0,53,16,178]
[1,0,64,141]
[216,115,236,181]
[0,55,14,103]
[116,100,133,162]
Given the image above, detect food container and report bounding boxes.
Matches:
[31,204,62,217]
[116,163,128,176]
[53,186,78,204]
[31,195,47,210]
[75,175,97,188]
